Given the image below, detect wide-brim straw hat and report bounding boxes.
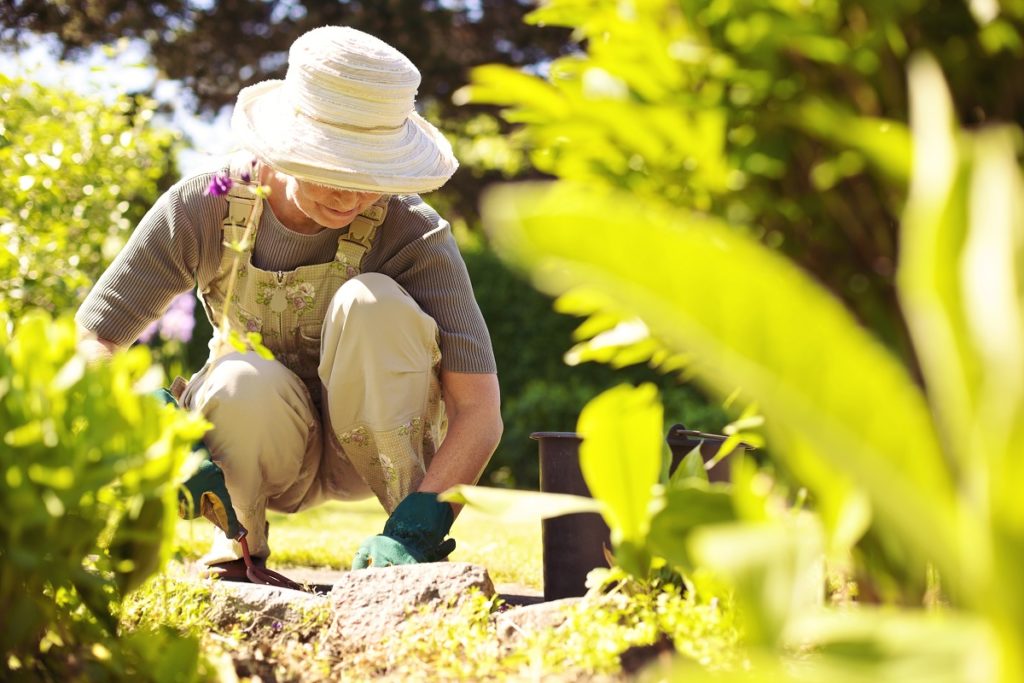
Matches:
[231,26,458,194]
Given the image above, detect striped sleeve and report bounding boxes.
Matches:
[75,174,222,345]
[370,195,497,374]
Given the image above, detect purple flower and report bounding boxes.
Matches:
[158,293,196,343]
[137,293,196,345]
[205,172,233,196]
[159,309,195,343]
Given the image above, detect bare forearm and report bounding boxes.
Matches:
[419,406,502,494]
[418,371,502,515]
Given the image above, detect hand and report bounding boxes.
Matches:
[153,388,245,540]
[178,457,245,540]
[351,492,456,569]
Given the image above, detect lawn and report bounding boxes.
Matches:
[173,498,544,589]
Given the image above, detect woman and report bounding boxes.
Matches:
[76,26,502,577]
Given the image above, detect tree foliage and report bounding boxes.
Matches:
[0,0,570,221]
[0,0,570,117]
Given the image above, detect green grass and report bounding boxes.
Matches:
[173,498,543,588]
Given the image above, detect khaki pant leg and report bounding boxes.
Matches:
[316,273,445,514]
[183,352,321,564]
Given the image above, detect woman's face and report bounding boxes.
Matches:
[284,176,383,230]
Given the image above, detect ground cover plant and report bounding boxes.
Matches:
[121,504,740,681]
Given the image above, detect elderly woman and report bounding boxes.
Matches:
[76,26,502,577]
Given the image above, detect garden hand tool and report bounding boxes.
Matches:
[352,492,457,568]
[154,389,303,590]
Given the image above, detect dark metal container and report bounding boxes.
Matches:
[532,424,753,601]
[665,423,751,484]
[531,431,611,602]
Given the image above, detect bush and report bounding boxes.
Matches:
[0,74,178,320]
[0,311,209,680]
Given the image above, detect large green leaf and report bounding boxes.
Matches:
[897,56,983,486]
[481,180,959,583]
[440,484,603,522]
[898,57,1024,618]
[577,383,663,554]
[647,483,735,570]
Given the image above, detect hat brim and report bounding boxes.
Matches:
[231,80,458,194]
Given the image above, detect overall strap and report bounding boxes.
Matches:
[336,197,389,269]
[223,180,263,249]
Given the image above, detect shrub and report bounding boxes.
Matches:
[0,74,178,320]
[0,311,209,680]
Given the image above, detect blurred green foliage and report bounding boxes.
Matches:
[449,0,1024,679]
[462,0,1024,368]
[462,239,726,487]
[0,74,178,320]
[0,311,211,680]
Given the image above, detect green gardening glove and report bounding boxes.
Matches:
[352,492,456,568]
[177,455,245,541]
[153,389,245,541]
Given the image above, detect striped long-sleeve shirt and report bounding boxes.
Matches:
[75,170,497,374]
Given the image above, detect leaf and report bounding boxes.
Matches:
[898,56,1024,608]
[795,98,912,185]
[440,484,603,522]
[648,483,735,569]
[576,384,663,546]
[458,64,570,121]
[670,446,708,486]
[897,56,979,482]
[70,569,117,634]
[481,180,959,584]
[108,496,166,595]
[689,518,825,648]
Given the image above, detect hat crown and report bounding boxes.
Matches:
[285,26,421,131]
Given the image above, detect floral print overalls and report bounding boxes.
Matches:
[190,178,445,534]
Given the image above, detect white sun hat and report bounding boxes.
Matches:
[230,26,458,194]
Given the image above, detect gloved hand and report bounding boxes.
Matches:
[178,456,245,541]
[352,492,456,568]
[153,388,245,541]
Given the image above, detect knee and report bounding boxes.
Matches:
[196,353,310,433]
[330,273,422,329]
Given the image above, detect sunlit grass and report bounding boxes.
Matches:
[173,498,543,589]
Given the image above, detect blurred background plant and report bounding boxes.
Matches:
[460,0,1024,369]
